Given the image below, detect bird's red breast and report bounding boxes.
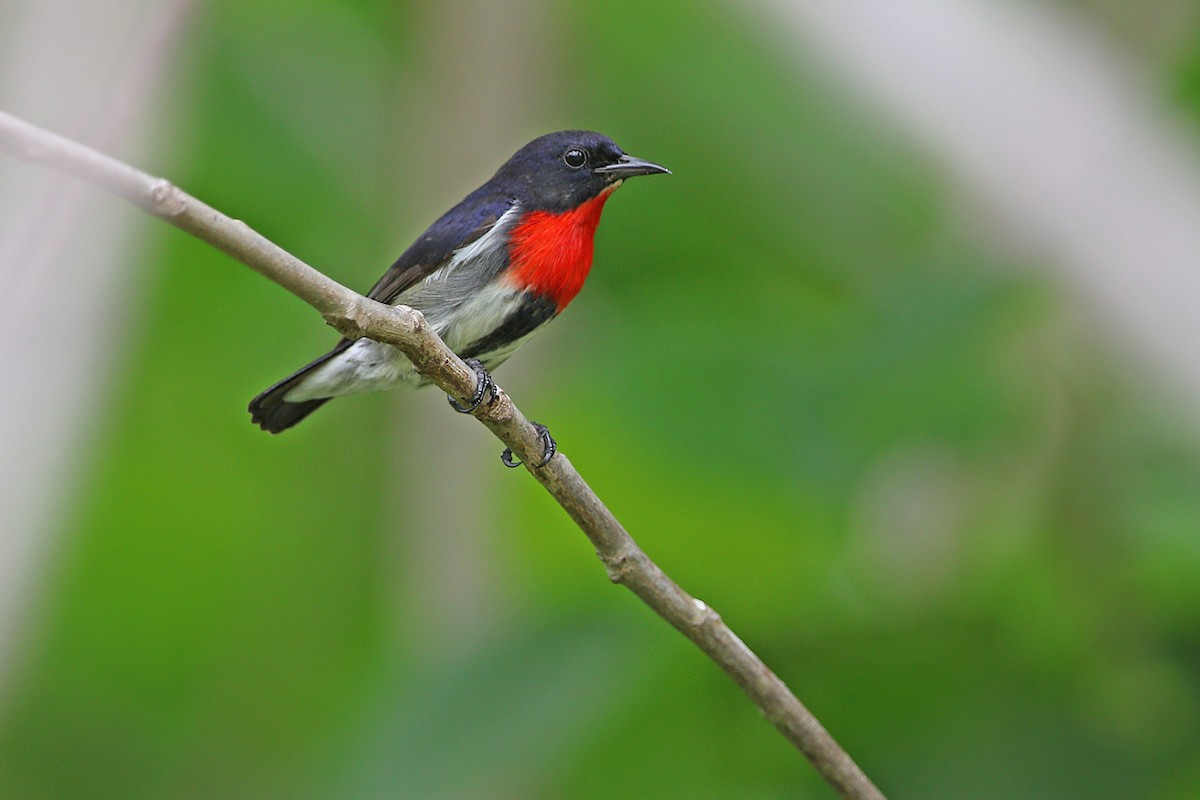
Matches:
[505,185,617,310]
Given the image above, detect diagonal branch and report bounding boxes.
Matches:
[0,108,885,800]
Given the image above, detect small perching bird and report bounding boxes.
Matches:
[248,131,669,464]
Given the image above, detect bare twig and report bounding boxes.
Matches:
[0,109,885,800]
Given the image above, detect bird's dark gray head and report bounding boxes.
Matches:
[491,130,669,213]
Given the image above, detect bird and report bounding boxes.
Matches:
[248,130,669,464]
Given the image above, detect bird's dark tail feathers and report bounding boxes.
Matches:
[248,341,350,434]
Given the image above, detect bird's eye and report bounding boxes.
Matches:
[563,148,588,168]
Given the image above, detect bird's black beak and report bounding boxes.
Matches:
[595,153,671,179]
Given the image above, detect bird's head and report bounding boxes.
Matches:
[493,130,669,212]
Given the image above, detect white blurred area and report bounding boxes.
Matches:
[748,0,1200,413]
[0,0,191,702]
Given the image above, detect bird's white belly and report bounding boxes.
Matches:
[435,279,526,352]
[282,280,527,402]
[283,338,416,401]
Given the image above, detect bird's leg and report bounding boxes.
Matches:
[447,359,554,468]
[501,422,556,469]
[447,358,496,413]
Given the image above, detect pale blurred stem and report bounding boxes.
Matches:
[0,109,885,800]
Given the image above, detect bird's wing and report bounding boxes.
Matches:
[366,190,514,305]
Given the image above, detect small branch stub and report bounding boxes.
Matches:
[148,178,185,217]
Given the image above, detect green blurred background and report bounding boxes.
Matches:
[2,0,1200,797]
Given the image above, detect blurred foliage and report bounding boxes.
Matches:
[3,0,1200,798]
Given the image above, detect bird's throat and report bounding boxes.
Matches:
[505,185,617,310]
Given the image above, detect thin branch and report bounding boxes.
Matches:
[0,108,885,800]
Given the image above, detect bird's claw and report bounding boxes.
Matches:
[447,359,496,413]
[448,361,554,469]
[501,422,556,469]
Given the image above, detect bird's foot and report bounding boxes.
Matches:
[501,422,556,469]
[447,359,496,413]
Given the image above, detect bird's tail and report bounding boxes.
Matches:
[248,341,350,434]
